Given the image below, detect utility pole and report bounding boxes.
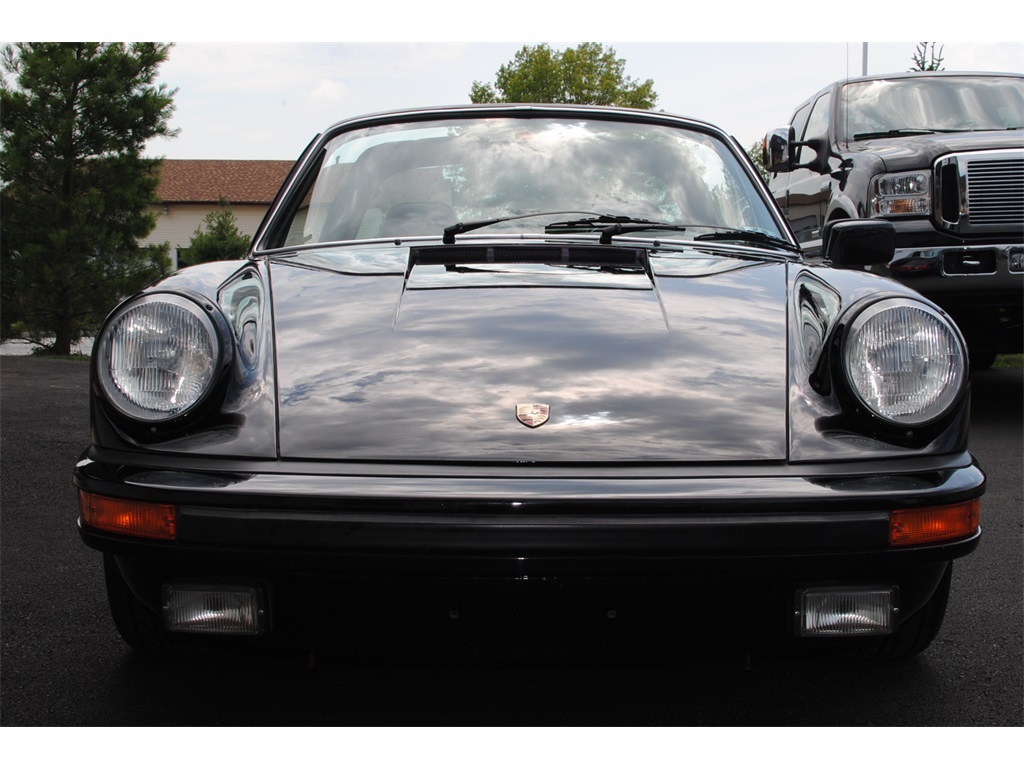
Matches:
[862,43,869,76]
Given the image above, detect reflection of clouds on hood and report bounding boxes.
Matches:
[271,253,788,462]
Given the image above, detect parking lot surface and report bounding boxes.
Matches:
[1,356,1021,726]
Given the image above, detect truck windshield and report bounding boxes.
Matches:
[840,76,1024,142]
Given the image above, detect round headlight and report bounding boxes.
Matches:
[96,293,226,422]
[843,299,966,427]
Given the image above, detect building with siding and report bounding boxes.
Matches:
[144,159,294,268]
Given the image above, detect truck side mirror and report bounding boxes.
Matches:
[823,219,895,268]
[764,127,832,175]
[799,136,831,174]
[764,126,795,173]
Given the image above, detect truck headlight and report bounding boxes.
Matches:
[872,171,931,216]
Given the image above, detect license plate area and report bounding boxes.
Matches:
[942,249,997,275]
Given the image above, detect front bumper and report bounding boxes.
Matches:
[76,448,984,565]
[875,232,1023,353]
[76,449,984,654]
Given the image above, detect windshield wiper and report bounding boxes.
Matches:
[442,210,607,244]
[930,126,1022,133]
[443,213,787,252]
[852,128,938,140]
[545,215,688,245]
[443,211,690,245]
[692,229,802,254]
[856,126,1023,140]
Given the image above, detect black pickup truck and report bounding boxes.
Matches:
[765,71,1023,366]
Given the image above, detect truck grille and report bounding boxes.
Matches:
[936,149,1024,234]
[967,157,1024,225]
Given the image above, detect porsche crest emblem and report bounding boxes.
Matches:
[516,403,550,428]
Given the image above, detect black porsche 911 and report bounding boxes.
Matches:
[76,104,983,660]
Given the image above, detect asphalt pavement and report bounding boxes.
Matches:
[1,355,1021,727]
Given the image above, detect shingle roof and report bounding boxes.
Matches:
[156,159,294,204]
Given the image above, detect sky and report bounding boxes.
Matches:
[139,41,1024,162]
[8,5,1021,165]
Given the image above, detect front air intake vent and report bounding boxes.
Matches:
[413,244,647,268]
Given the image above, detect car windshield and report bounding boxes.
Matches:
[277,116,782,247]
[840,76,1024,141]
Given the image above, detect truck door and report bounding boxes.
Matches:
[784,92,832,255]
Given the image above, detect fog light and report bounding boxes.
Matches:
[797,587,897,637]
[163,584,267,635]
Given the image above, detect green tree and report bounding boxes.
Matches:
[179,197,251,268]
[745,140,770,186]
[470,43,657,109]
[910,42,945,71]
[0,42,177,355]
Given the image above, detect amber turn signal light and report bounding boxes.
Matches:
[890,499,980,546]
[79,491,177,540]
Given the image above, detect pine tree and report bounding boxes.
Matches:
[1,43,177,354]
[179,197,252,267]
[910,43,945,72]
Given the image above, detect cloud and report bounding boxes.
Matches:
[145,42,1023,160]
[310,78,351,104]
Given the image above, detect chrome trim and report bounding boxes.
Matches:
[935,148,1024,234]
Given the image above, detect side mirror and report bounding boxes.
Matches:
[764,126,832,175]
[764,126,795,173]
[799,136,831,175]
[822,219,895,268]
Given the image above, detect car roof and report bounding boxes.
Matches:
[829,70,1024,88]
[317,103,730,142]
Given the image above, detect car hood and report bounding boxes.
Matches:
[851,129,1024,171]
[269,243,790,462]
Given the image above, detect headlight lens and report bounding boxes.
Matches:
[843,299,965,426]
[96,294,224,422]
[872,171,931,216]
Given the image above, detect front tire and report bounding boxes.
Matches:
[103,554,173,654]
[856,561,953,659]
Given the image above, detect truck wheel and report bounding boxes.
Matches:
[970,351,997,370]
